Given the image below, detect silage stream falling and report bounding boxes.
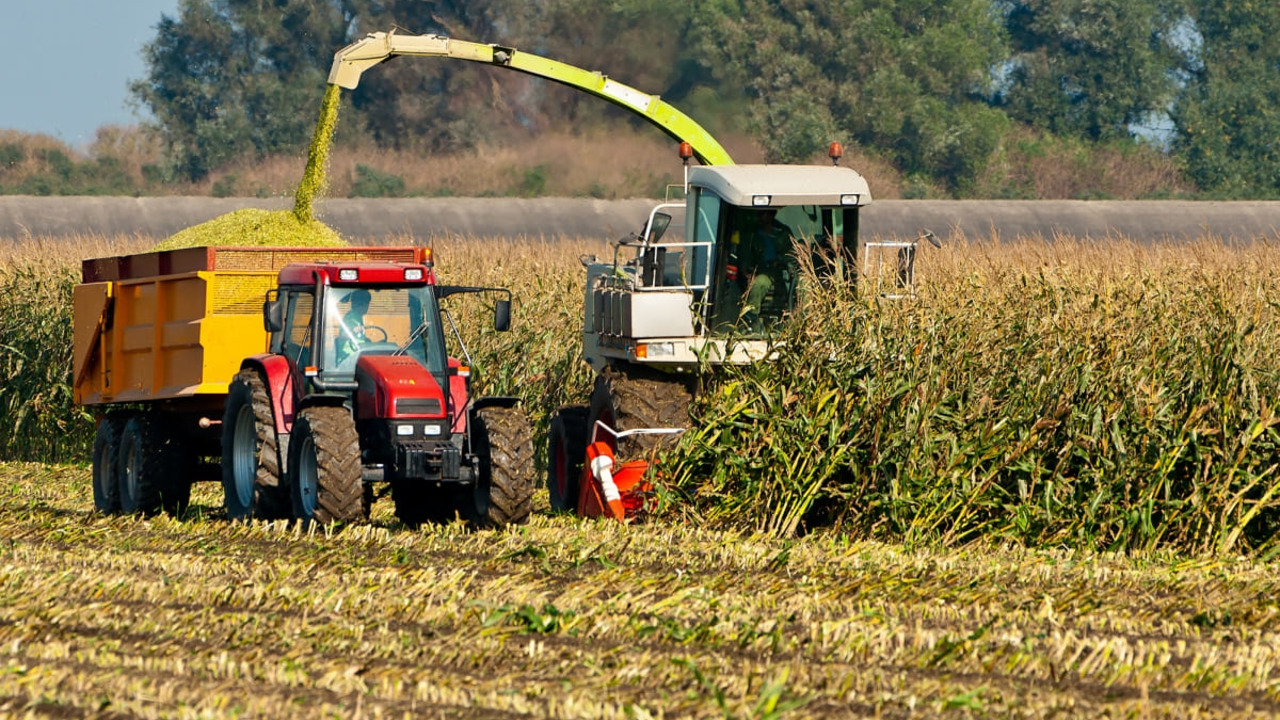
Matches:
[152,83,347,251]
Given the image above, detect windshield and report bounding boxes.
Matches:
[319,285,446,377]
[711,204,853,335]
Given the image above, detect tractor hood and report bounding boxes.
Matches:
[354,354,448,420]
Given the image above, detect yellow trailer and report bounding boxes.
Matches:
[74,245,424,406]
[75,245,429,515]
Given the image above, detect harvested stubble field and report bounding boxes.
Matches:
[5,462,1280,718]
[2,231,1280,717]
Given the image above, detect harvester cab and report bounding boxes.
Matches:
[226,250,532,528]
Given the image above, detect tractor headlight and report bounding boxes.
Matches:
[396,424,415,437]
[752,195,772,206]
[841,194,860,205]
[404,267,424,281]
[338,268,359,281]
[423,424,444,436]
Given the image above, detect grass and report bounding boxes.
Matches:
[2,461,1280,717]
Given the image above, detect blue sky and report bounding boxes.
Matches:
[3,0,179,146]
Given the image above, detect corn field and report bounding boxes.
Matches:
[4,234,1280,551]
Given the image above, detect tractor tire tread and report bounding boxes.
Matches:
[475,406,535,527]
[295,405,364,525]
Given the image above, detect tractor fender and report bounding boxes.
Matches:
[239,355,297,436]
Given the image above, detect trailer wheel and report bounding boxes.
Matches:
[289,406,363,525]
[547,405,588,512]
[466,406,535,528]
[222,369,288,520]
[91,414,128,514]
[117,414,172,516]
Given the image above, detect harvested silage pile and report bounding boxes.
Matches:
[150,208,346,251]
[152,84,347,251]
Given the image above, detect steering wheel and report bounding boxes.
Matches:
[363,325,389,343]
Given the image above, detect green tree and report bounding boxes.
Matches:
[994,0,1186,142]
[1172,1,1280,197]
[132,0,539,181]
[696,0,1010,191]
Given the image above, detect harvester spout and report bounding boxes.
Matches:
[327,30,735,166]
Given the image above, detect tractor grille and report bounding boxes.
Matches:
[395,398,442,416]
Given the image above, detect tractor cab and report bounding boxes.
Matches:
[582,164,872,373]
[266,258,449,392]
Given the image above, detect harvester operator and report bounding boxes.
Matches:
[728,208,791,331]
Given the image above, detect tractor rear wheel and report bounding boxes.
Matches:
[221,369,288,520]
[91,414,128,514]
[289,405,364,525]
[465,406,535,528]
[547,405,588,512]
[587,365,693,463]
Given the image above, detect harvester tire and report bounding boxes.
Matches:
[289,405,364,525]
[391,482,459,528]
[588,365,692,463]
[466,406,535,528]
[547,405,588,512]
[91,414,128,514]
[222,369,288,520]
[118,413,183,516]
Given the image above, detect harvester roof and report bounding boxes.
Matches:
[689,165,873,208]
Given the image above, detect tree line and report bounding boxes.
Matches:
[130,0,1280,198]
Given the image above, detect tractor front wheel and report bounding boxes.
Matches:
[547,405,588,512]
[465,406,535,528]
[289,405,364,525]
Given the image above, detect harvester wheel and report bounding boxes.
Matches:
[222,369,288,520]
[465,406,535,528]
[91,414,128,514]
[289,405,364,525]
[118,413,183,516]
[547,405,588,512]
[391,482,459,528]
[587,365,692,463]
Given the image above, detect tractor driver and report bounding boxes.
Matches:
[336,288,372,364]
[728,208,791,331]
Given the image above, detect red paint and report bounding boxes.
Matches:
[243,354,297,435]
[354,355,447,420]
[447,357,468,434]
[276,261,436,287]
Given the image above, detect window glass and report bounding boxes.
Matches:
[284,292,314,367]
[320,286,446,377]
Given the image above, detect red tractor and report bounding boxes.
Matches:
[224,250,534,527]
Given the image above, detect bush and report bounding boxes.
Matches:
[350,164,406,198]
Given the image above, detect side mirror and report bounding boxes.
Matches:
[263,292,284,333]
[494,298,511,332]
[647,212,672,243]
